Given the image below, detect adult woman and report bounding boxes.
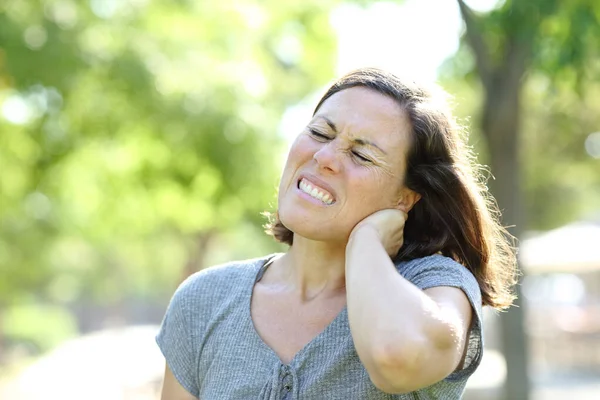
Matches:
[157,68,516,399]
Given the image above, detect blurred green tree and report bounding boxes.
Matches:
[0,0,339,342]
[450,0,600,399]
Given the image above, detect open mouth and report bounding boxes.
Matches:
[297,178,335,205]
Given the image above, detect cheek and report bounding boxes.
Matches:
[279,135,315,189]
[350,169,400,207]
[293,133,319,157]
[285,135,315,166]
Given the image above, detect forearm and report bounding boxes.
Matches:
[345,226,459,392]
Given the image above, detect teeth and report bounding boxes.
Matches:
[299,178,334,205]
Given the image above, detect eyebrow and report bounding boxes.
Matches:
[316,116,388,155]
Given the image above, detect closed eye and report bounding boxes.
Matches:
[352,151,372,163]
[308,128,331,140]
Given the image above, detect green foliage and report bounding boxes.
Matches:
[2,303,78,353]
[441,0,600,231]
[522,74,600,230]
[0,0,341,306]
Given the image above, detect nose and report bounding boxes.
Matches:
[313,141,341,173]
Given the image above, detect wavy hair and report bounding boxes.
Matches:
[265,68,517,310]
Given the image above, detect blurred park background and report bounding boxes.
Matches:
[1,0,599,399]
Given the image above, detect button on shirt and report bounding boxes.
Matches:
[281,365,294,397]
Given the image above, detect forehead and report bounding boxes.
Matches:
[314,87,412,150]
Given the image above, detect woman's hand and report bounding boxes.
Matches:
[349,209,407,257]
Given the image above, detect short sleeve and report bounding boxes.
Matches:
[156,277,201,398]
[397,254,484,381]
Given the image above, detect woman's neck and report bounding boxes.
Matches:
[270,235,347,301]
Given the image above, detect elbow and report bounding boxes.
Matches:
[367,326,458,394]
[368,339,428,394]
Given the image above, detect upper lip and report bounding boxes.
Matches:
[297,173,337,200]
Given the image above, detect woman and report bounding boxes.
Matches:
[157,68,516,399]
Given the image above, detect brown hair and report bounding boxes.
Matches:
[265,68,516,310]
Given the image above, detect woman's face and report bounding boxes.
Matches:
[277,86,415,242]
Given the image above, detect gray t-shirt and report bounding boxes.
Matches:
[156,253,483,399]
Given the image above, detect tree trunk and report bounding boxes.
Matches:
[457,1,534,397]
[482,75,530,400]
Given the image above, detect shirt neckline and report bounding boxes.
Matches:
[244,254,349,368]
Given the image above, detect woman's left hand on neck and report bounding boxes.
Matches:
[348,209,407,257]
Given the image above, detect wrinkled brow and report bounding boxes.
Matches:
[315,116,388,155]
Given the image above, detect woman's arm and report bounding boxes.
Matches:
[345,218,473,394]
[160,363,198,400]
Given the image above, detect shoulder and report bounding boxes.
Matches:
[395,254,483,315]
[155,256,276,398]
[157,253,277,344]
[171,254,276,305]
[396,254,478,290]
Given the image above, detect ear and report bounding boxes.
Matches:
[396,187,421,213]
